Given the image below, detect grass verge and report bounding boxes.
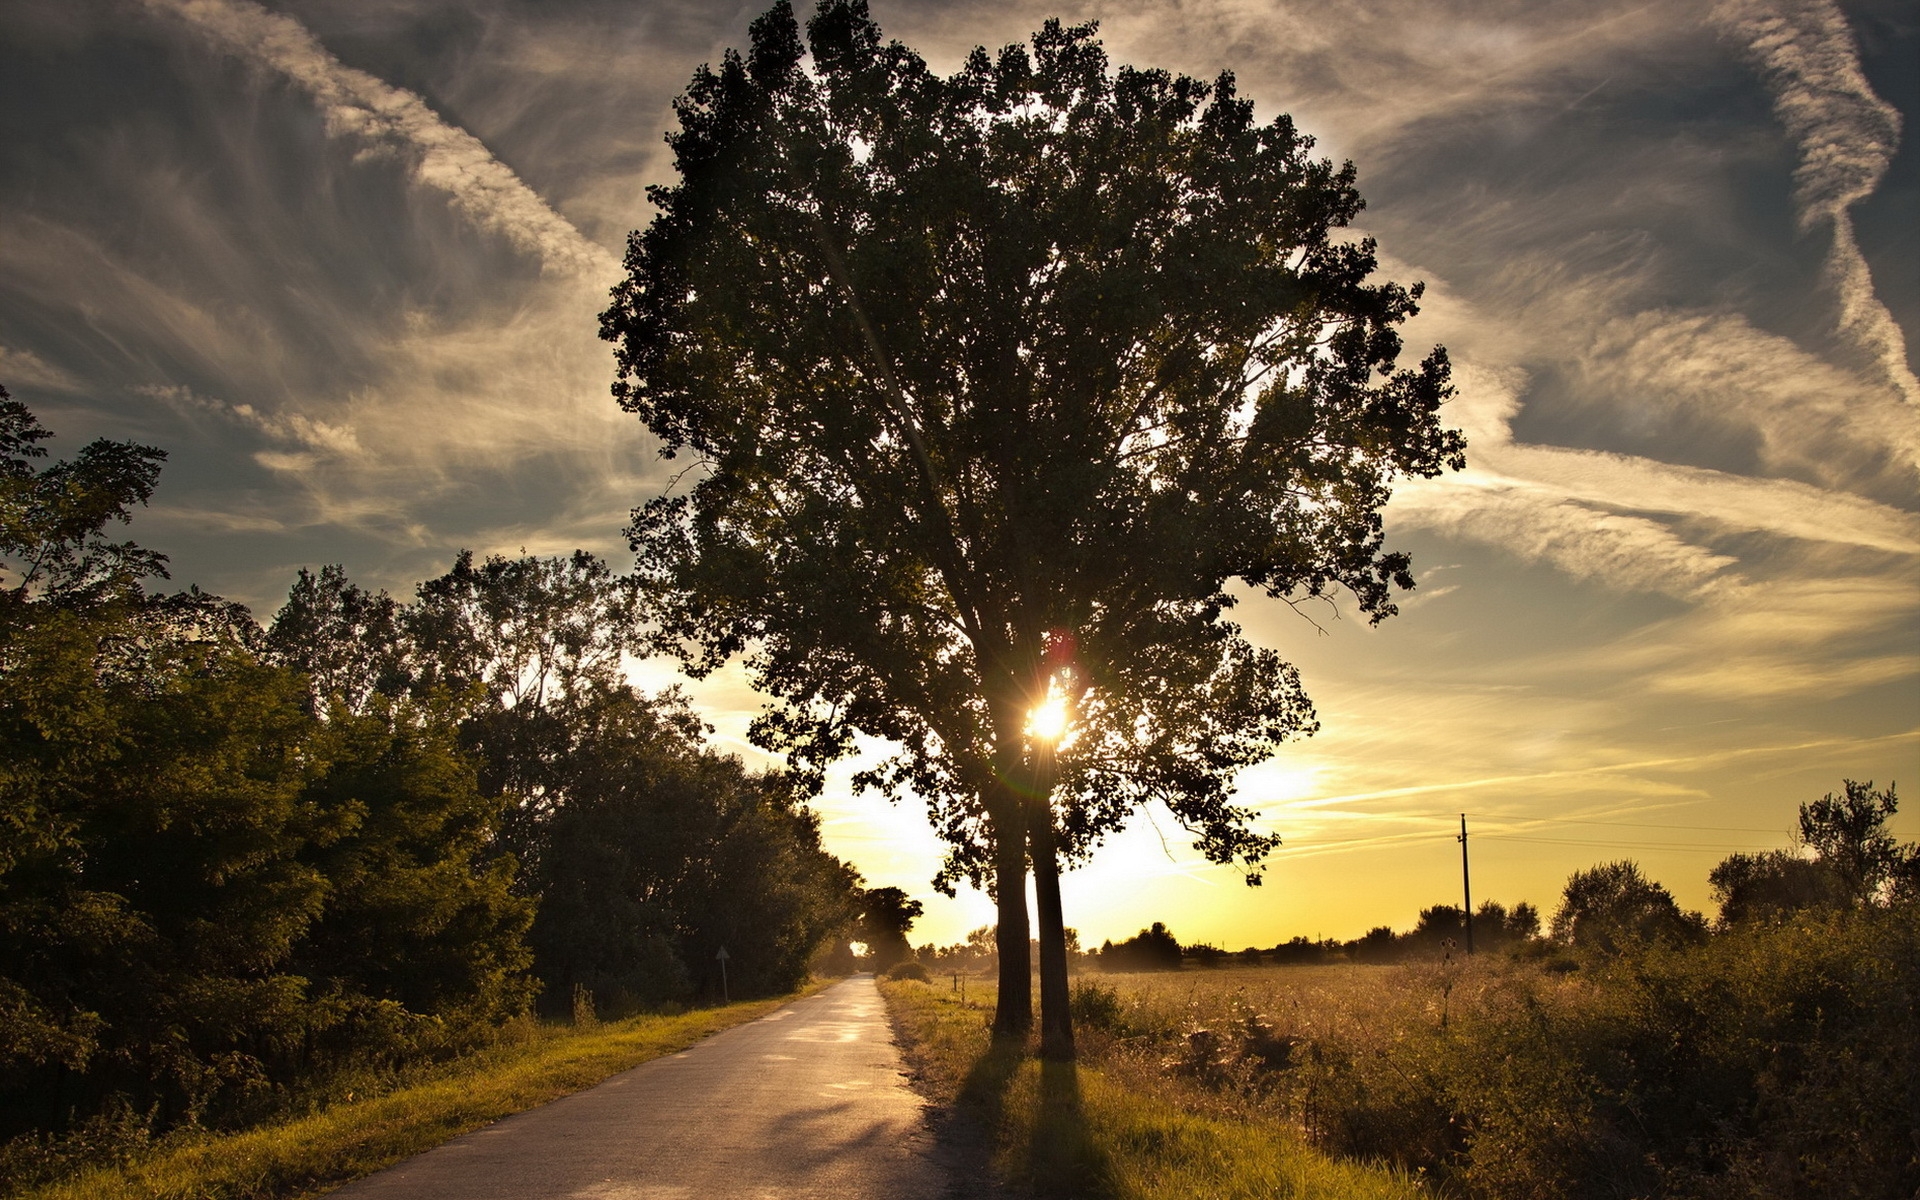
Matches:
[881,977,1428,1200]
[16,983,827,1200]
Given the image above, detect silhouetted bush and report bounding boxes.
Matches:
[1096,922,1184,971]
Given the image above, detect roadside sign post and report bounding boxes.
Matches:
[716,945,730,1004]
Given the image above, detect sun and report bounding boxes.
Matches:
[1028,694,1069,744]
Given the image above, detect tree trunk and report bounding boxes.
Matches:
[1030,812,1075,1060]
[991,811,1032,1037]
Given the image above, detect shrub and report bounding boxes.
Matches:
[1069,981,1126,1034]
[885,960,930,983]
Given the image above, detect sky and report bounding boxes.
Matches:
[2,0,1916,950]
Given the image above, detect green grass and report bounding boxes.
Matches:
[15,984,826,1200]
[881,977,1428,1200]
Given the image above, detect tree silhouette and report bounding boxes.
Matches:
[853,885,924,970]
[603,0,1462,1054]
[1551,861,1704,955]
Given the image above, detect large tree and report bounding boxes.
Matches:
[603,1,1462,1054]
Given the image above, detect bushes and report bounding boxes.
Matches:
[0,399,864,1189]
[886,961,930,983]
[1087,907,1920,1199]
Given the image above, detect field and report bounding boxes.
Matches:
[881,973,1426,1200]
[889,906,1920,1200]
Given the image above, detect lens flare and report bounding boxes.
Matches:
[1028,694,1068,743]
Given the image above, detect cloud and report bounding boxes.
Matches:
[141,382,363,461]
[1485,444,1920,555]
[140,0,619,281]
[0,344,82,393]
[1711,0,1918,405]
[1572,307,1920,484]
[1390,349,1920,598]
[1392,475,1742,600]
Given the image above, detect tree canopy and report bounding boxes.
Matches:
[603,0,1462,1050]
[0,391,862,1168]
[1551,861,1705,956]
[1711,779,1917,924]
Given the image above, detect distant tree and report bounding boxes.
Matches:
[1350,925,1401,963]
[1551,861,1705,955]
[602,0,1462,1057]
[1709,849,1846,927]
[1709,779,1917,925]
[853,886,924,971]
[1409,904,1467,955]
[404,550,641,873]
[1505,899,1542,940]
[266,565,409,714]
[1099,922,1183,972]
[1798,780,1913,906]
[266,560,860,1013]
[1184,942,1227,968]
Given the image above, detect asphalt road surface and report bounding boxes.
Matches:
[330,975,950,1199]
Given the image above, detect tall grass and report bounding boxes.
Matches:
[8,988,818,1200]
[881,977,1427,1200]
[1069,905,1920,1200]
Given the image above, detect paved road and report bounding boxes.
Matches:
[330,975,949,1200]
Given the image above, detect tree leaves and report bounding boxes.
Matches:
[604,0,1466,892]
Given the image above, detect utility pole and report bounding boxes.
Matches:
[1458,814,1474,955]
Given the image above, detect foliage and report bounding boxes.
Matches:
[265,565,409,715]
[263,553,862,1015]
[1095,923,1183,972]
[8,993,809,1200]
[1711,780,1918,930]
[1,385,168,609]
[1075,905,1920,1200]
[853,886,924,971]
[527,689,856,1009]
[1550,859,1706,955]
[1710,849,1846,926]
[293,697,536,1050]
[1796,779,1914,905]
[602,0,1464,1044]
[0,395,857,1187]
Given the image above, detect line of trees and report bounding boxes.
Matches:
[1080,780,1916,971]
[0,391,864,1171]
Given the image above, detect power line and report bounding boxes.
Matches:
[1517,816,1787,835]
[1483,834,1780,852]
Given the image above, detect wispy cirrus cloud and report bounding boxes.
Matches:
[0,344,82,394]
[1711,0,1917,406]
[140,0,619,281]
[141,381,363,466]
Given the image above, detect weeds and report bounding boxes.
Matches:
[882,976,1426,1200]
[6,986,821,1200]
[1073,905,1919,1200]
